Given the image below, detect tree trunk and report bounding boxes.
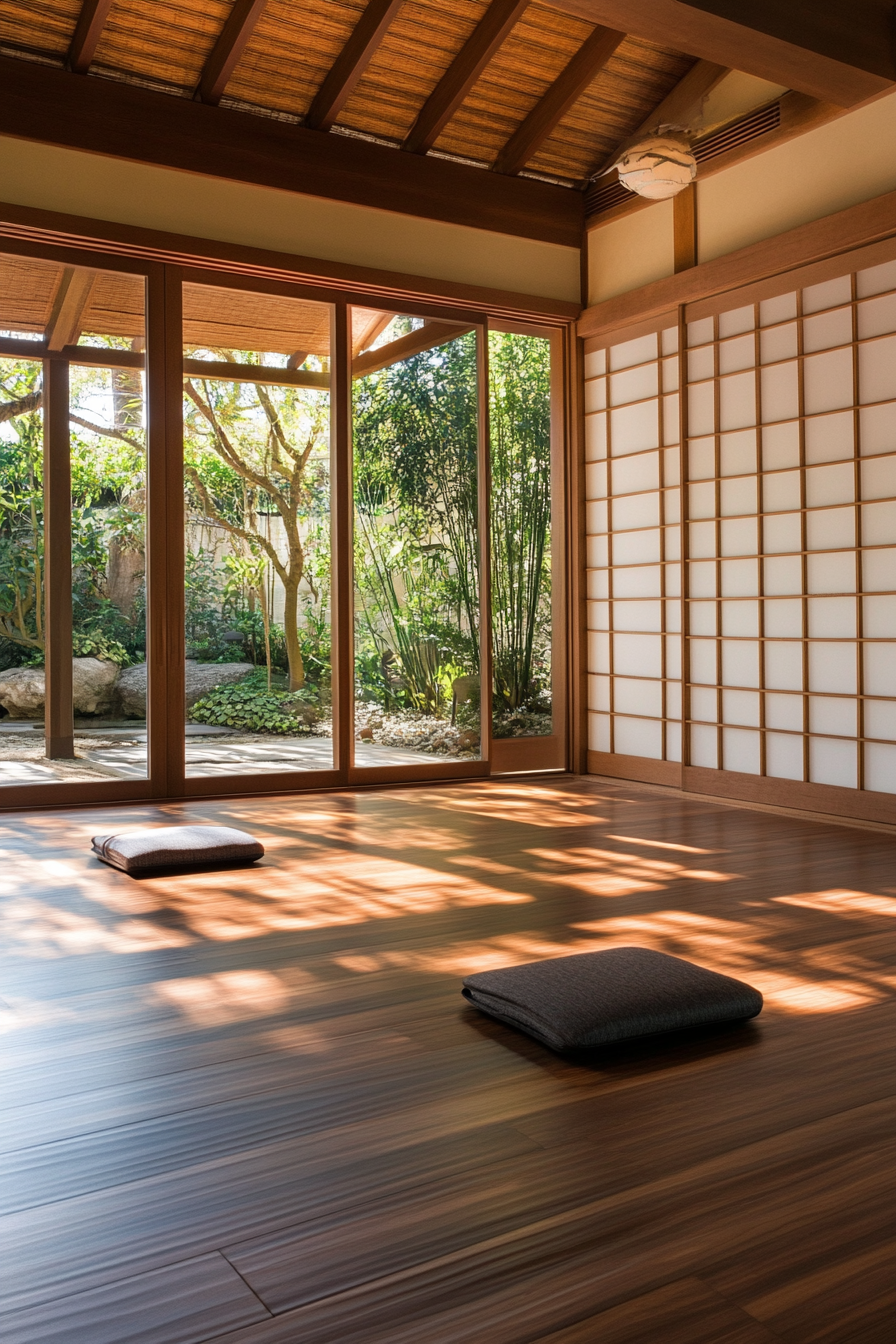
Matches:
[283,579,305,691]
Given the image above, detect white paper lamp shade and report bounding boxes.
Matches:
[616,132,697,201]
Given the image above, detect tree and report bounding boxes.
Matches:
[183,369,329,691]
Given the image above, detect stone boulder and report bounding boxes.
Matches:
[115,660,254,718]
[0,657,120,719]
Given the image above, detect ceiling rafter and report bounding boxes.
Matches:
[593,57,729,174]
[67,0,115,75]
[45,268,96,350]
[403,0,531,155]
[352,322,473,378]
[197,0,269,106]
[305,0,405,133]
[492,25,625,176]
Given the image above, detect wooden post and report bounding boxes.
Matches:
[674,183,698,273]
[330,302,353,777]
[43,356,74,759]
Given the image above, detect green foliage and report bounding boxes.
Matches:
[189,680,307,735]
[71,630,132,667]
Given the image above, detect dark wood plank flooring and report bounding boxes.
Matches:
[0,776,893,1342]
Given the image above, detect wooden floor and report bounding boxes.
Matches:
[0,775,894,1343]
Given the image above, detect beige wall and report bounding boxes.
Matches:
[0,135,581,303]
[586,89,896,307]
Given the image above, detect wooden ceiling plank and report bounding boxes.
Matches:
[352,322,473,377]
[67,0,115,75]
[403,0,531,155]
[546,1,895,106]
[305,0,405,133]
[593,58,729,174]
[45,268,96,350]
[493,25,626,176]
[198,0,269,106]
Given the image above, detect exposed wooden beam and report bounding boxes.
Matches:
[305,0,404,132]
[593,59,729,175]
[403,0,531,155]
[492,26,625,176]
[67,0,114,75]
[184,359,329,389]
[673,182,697,271]
[352,322,473,378]
[0,57,583,247]
[45,268,96,350]
[547,1,895,106]
[197,0,268,106]
[353,310,394,355]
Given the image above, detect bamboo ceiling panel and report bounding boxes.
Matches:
[0,255,65,337]
[339,0,486,146]
[0,0,79,60]
[182,283,332,356]
[434,2,592,168]
[224,0,365,120]
[529,38,694,182]
[91,0,229,94]
[82,271,146,340]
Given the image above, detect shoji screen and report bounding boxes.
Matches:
[684,251,896,810]
[584,319,683,784]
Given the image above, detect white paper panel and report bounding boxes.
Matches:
[612,450,659,495]
[662,395,680,445]
[806,507,855,551]
[724,727,761,774]
[587,568,609,598]
[689,603,716,637]
[665,634,682,678]
[765,732,804,780]
[863,595,896,637]
[662,355,679,391]
[588,674,610,711]
[589,712,611,750]
[584,412,608,461]
[585,461,608,499]
[611,528,662,565]
[688,438,715,479]
[588,631,610,673]
[689,638,717,684]
[861,503,896,546]
[862,547,896,590]
[764,598,802,638]
[857,293,896,339]
[765,641,804,690]
[665,720,682,761]
[721,600,759,636]
[809,696,857,737]
[863,642,896,697]
[859,335,896,404]
[764,512,803,554]
[663,446,680,485]
[665,597,681,632]
[808,642,857,694]
[859,402,896,456]
[613,599,662,632]
[864,741,896,793]
[764,555,803,594]
[688,382,715,436]
[586,501,608,534]
[664,489,681,524]
[804,348,854,414]
[807,595,857,638]
[609,332,657,370]
[719,335,755,374]
[613,632,662,678]
[614,715,663,759]
[611,362,658,406]
[762,420,801,470]
[665,526,681,561]
[803,274,851,314]
[807,551,856,594]
[719,305,754,338]
[587,600,610,630]
[720,430,757,477]
[690,685,717,721]
[865,699,896,741]
[689,723,718,768]
[687,316,713,346]
[587,534,608,567]
[610,400,660,454]
[763,470,801,512]
[719,372,756,430]
[802,307,852,353]
[614,676,663,717]
[722,639,759,687]
[723,688,760,726]
[612,492,660,532]
[765,691,803,731]
[721,516,758,557]
[720,558,759,597]
[805,462,855,507]
[760,323,798,365]
[688,481,716,520]
[809,735,857,788]
[687,346,714,381]
[805,411,854,464]
[856,259,896,298]
[760,362,800,422]
[861,454,896,500]
[584,378,607,412]
[613,564,661,597]
[584,349,607,377]
[665,680,682,718]
[759,293,797,325]
[662,326,680,355]
[720,475,758,515]
[665,561,681,597]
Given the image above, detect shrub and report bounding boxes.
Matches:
[189,682,306,735]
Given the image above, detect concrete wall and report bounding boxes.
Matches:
[0,135,581,304]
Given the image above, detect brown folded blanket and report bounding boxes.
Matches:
[462,946,762,1052]
[91,825,264,873]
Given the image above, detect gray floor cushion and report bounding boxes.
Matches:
[462,946,762,1052]
[91,825,264,873]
